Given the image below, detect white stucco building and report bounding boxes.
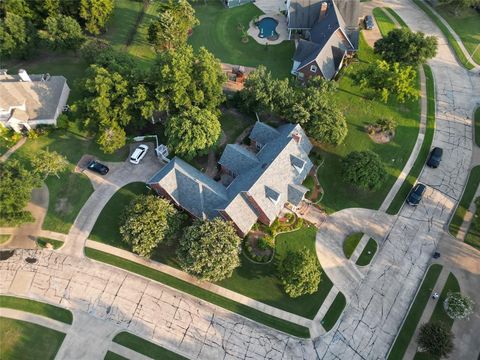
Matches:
[0,69,70,132]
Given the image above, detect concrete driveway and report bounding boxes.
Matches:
[60,143,164,258]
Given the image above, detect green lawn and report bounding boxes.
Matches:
[0,318,66,360]
[387,64,436,215]
[413,272,460,360]
[127,1,161,69]
[113,332,187,360]
[0,295,73,324]
[434,4,480,65]
[355,238,377,266]
[373,7,396,36]
[220,110,255,144]
[218,226,333,319]
[465,200,480,250]
[321,292,346,331]
[316,34,420,213]
[10,129,127,233]
[343,232,363,259]
[103,0,144,49]
[388,264,443,360]
[384,8,408,29]
[85,247,310,338]
[449,166,480,237]
[0,235,11,244]
[412,0,475,70]
[475,107,480,147]
[189,2,295,78]
[104,351,129,360]
[37,237,64,250]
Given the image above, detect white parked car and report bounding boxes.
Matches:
[130,144,149,164]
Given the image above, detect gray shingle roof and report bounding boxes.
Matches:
[218,144,259,175]
[249,121,280,146]
[288,0,326,29]
[288,184,309,206]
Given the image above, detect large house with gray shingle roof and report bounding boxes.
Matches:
[148,122,313,237]
[287,0,360,80]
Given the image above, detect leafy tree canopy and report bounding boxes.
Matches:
[0,12,29,57]
[79,0,114,35]
[148,0,198,51]
[445,292,474,320]
[38,14,85,51]
[417,322,454,358]
[177,218,241,282]
[342,150,387,190]
[278,248,321,298]
[120,195,185,258]
[30,149,69,180]
[166,106,221,160]
[374,28,438,65]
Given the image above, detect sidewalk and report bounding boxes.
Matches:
[0,307,70,333]
[85,240,314,330]
[0,137,26,163]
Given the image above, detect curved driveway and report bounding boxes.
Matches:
[313,1,480,359]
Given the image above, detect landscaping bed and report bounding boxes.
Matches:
[36,237,64,250]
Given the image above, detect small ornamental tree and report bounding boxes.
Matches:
[278,248,321,298]
[31,149,69,180]
[444,292,474,320]
[342,150,387,190]
[177,218,241,282]
[306,106,348,145]
[417,322,454,358]
[120,195,184,258]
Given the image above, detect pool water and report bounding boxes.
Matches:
[258,17,279,39]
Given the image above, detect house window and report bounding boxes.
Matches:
[310,65,318,73]
[298,72,305,79]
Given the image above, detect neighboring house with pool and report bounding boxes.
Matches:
[287,0,360,80]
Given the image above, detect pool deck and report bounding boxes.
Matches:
[247,14,289,45]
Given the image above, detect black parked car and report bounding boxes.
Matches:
[427,147,443,168]
[407,183,426,206]
[87,160,109,175]
[364,15,374,30]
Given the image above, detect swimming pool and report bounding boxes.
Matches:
[257,17,279,40]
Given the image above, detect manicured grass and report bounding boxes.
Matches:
[189,2,295,78]
[10,129,127,233]
[355,238,377,266]
[220,110,255,144]
[343,232,363,259]
[321,292,346,331]
[373,7,396,36]
[387,264,443,360]
[317,34,420,213]
[449,166,480,237]
[387,64,436,215]
[412,0,475,70]
[475,107,480,147]
[104,351,129,360]
[303,175,315,198]
[85,247,310,338]
[384,8,408,29]
[0,235,11,244]
[219,226,333,319]
[113,332,187,360]
[103,0,144,49]
[0,295,73,324]
[0,317,66,360]
[413,272,460,360]
[434,4,480,65]
[465,201,480,250]
[127,1,160,69]
[37,237,64,250]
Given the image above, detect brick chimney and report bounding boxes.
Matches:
[292,132,301,143]
[320,1,328,18]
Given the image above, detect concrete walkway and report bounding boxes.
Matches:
[0,137,26,163]
[86,240,313,329]
[109,343,152,360]
[0,307,70,333]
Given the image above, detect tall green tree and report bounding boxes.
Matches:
[0,12,29,57]
[166,106,221,159]
[120,195,185,258]
[278,248,321,298]
[417,322,454,358]
[439,0,480,12]
[79,0,114,35]
[150,45,226,115]
[177,218,241,282]
[148,0,198,51]
[374,28,437,65]
[38,15,84,51]
[306,105,347,145]
[354,60,419,103]
[31,149,69,180]
[342,150,387,190]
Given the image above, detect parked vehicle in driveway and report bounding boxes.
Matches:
[406,183,426,206]
[427,147,443,168]
[364,15,374,30]
[130,144,149,164]
[87,160,109,175]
